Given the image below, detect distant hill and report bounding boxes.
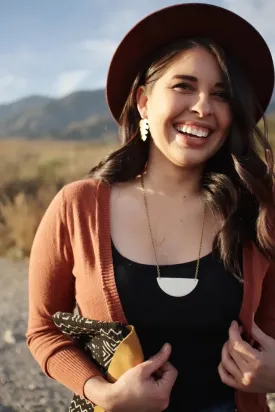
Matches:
[267,89,275,114]
[0,89,118,140]
[0,88,274,141]
[0,95,52,122]
[56,115,118,141]
[268,100,275,114]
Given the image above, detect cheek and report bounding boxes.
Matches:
[148,106,169,133]
[219,106,232,133]
[148,92,181,123]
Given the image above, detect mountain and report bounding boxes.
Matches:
[268,100,275,114]
[56,115,118,141]
[0,95,52,122]
[267,89,275,113]
[0,88,274,140]
[0,89,118,140]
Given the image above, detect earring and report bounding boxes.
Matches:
[139,118,149,141]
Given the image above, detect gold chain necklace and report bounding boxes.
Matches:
[141,174,207,297]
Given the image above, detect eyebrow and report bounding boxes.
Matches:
[171,74,225,88]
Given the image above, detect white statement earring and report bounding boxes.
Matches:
[139,118,149,141]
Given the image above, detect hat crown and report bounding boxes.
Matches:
[106,3,274,124]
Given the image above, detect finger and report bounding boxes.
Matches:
[218,362,240,390]
[251,321,274,351]
[229,344,251,373]
[229,322,258,361]
[229,321,243,342]
[142,343,172,376]
[222,342,255,386]
[154,360,173,378]
[158,361,178,389]
[221,342,243,380]
[159,361,176,375]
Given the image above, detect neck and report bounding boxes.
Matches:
[143,148,204,198]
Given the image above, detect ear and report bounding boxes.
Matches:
[136,86,148,119]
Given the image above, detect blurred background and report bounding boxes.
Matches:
[0,1,274,411]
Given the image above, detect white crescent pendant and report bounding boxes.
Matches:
[157,278,199,297]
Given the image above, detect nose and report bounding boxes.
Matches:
[190,93,213,118]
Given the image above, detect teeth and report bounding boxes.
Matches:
[182,125,188,133]
[175,125,209,138]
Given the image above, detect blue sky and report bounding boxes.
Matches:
[1,0,274,103]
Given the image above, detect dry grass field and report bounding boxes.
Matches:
[0,138,118,259]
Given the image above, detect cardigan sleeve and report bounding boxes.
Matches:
[26,186,103,397]
[255,260,275,340]
[255,205,275,340]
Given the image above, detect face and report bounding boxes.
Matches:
[136,45,232,168]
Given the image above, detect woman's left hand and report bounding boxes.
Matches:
[218,320,275,393]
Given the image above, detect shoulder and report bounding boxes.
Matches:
[62,178,110,207]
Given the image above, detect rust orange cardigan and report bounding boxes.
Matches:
[26,178,275,412]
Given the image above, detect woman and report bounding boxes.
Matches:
[26,3,275,412]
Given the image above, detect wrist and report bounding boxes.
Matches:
[84,376,115,409]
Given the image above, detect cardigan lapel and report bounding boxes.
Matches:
[96,180,128,324]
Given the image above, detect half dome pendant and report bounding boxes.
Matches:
[156,277,199,297]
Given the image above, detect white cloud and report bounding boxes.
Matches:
[0,73,27,102]
[95,9,142,39]
[223,0,275,40]
[54,69,91,96]
[0,48,42,74]
[78,38,117,58]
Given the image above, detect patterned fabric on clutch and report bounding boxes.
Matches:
[52,311,130,412]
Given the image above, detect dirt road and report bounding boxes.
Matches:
[0,258,71,411]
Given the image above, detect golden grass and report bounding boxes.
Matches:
[0,138,118,186]
[0,138,118,258]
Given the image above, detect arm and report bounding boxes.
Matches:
[26,187,104,398]
[254,260,275,339]
[255,204,275,339]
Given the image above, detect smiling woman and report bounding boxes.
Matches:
[26,3,275,412]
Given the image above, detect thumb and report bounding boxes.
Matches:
[142,343,172,376]
[251,321,273,350]
[229,320,242,342]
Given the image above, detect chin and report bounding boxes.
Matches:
[170,144,225,167]
[168,151,209,169]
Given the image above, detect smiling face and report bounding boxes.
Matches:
[136,45,232,168]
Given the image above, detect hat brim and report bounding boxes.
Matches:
[106,3,274,124]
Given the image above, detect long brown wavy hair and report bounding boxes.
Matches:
[89,38,275,277]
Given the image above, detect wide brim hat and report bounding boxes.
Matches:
[106,3,274,124]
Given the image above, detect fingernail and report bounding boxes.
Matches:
[161,343,169,352]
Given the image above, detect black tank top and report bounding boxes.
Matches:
[112,242,243,412]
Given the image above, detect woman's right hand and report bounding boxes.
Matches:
[108,342,177,411]
[85,343,177,412]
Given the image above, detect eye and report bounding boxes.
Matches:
[173,82,194,91]
[212,90,230,101]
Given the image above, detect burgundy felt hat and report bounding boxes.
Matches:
[106,3,274,124]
